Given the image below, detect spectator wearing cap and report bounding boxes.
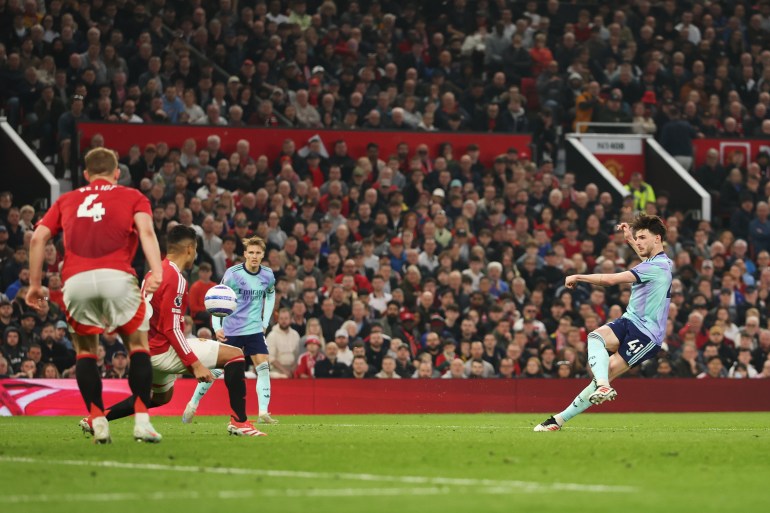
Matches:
[331,328,354,367]
[592,89,632,133]
[104,349,129,379]
[18,311,40,348]
[53,319,73,352]
[0,298,15,334]
[294,334,324,378]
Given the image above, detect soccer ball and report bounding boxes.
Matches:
[204,285,237,317]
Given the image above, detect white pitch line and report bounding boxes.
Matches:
[0,485,563,503]
[289,424,770,432]
[0,456,636,494]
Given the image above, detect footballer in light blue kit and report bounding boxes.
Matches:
[535,214,673,432]
[184,236,278,425]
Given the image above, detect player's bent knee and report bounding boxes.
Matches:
[218,343,244,366]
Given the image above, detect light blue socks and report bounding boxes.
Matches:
[256,362,271,414]
[190,368,224,406]
[587,331,610,385]
[554,331,610,427]
[556,382,596,424]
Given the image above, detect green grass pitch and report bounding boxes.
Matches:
[1,413,769,513]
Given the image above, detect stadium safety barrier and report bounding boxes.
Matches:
[2,378,769,416]
[77,122,532,168]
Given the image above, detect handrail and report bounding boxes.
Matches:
[574,122,637,133]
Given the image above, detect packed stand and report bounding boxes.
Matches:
[8,0,770,169]
[2,0,770,380]
[3,134,770,380]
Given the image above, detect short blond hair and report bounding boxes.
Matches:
[84,147,118,176]
[242,235,266,251]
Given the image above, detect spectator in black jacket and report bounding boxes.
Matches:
[313,342,350,378]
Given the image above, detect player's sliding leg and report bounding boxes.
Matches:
[222,346,266,436]
[182,341,265,435]
[253,353,278,424]
[124,330,162,442]
[182,368,224,423]
[73,333,110,444]
[535,353,631,431]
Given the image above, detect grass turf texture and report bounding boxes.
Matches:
[0,413,768,513]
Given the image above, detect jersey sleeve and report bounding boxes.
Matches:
[159,271,199,367]
[262,269,277,330]
[37,198,63,236]
[131,189,153,216]
[630,261,663,284]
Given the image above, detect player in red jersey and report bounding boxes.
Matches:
[26,147,164,444]
[80,226,264,437]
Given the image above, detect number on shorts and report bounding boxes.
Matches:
[77,194,106,222]
[627,340,644,355]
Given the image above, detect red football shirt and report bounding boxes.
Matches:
[38,179,152,282]
[144,259,199,367]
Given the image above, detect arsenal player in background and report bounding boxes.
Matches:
[26,147,164,444]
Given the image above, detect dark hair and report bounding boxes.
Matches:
[166,225,198,251]
[631,214,667,240]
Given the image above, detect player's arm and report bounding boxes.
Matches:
[566,271,637,288]
[616,222,644,261]
[159,273,212,382]
[262,272,276,332]
[26,224,53,308]
[134,211,163,293]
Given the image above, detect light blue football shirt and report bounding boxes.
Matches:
[623,251,673,345]
[214,263,275,336]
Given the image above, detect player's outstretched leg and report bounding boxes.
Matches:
[75,350,110,444]
[183,368,224,423]
[534,381,597,432]
[255,361,278,424]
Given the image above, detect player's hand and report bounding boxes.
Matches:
[144,270,163,294]
[565,275,579,289]
[215,329,227,342]
[616,222,634,242]
[191,362,214,383]
[25,285,49,311]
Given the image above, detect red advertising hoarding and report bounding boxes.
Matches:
[77,122,532,168]
[2,378,769,416]
[693,138,770,169]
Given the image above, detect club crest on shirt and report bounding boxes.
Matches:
[174,294,183,307]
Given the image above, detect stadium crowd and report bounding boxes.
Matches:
[3,0,770,381]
